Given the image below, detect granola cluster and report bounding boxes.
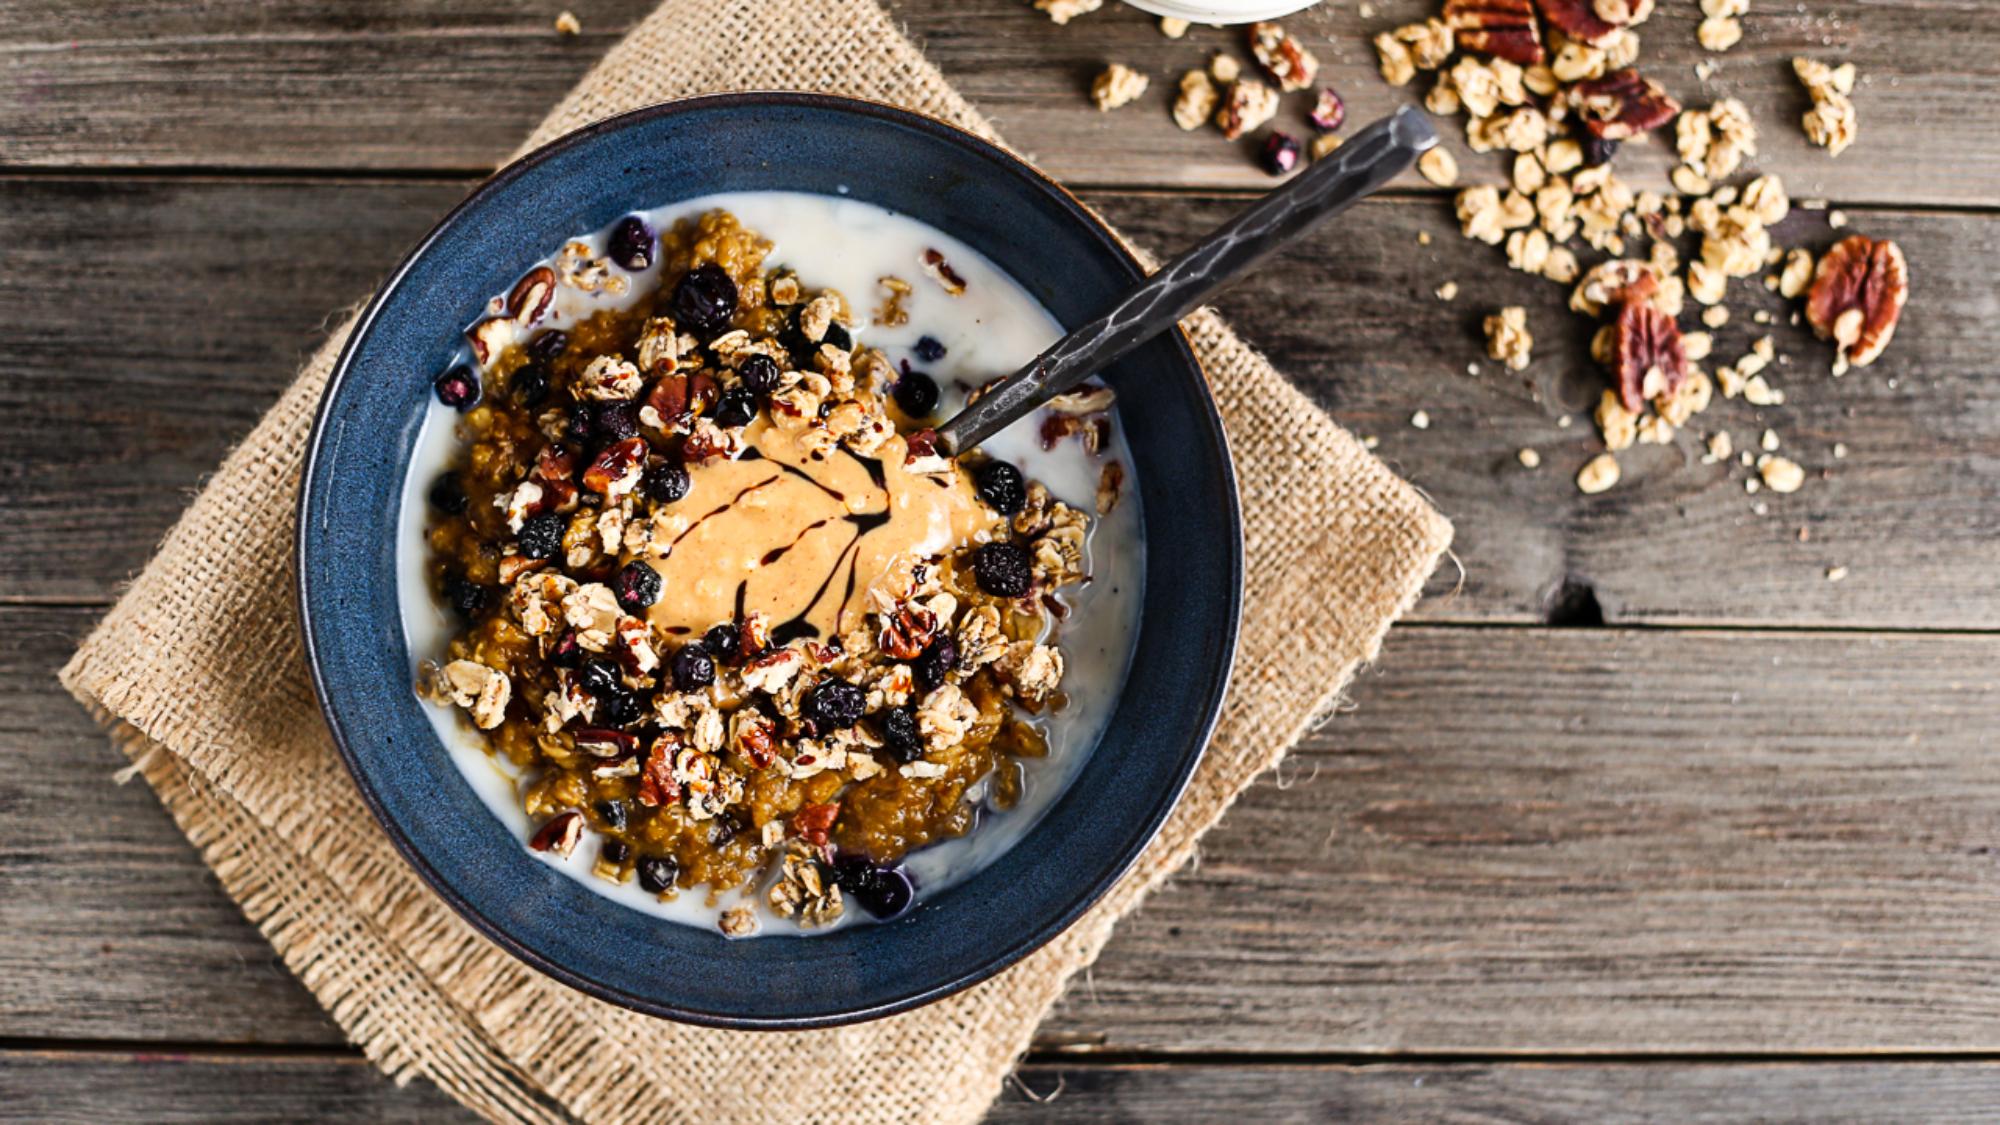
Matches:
[420,210,1101,935]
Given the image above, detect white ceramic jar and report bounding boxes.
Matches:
[1121,0,1319,22]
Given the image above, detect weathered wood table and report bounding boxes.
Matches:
[5,1,1999,1119]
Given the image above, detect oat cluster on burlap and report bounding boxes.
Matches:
[60,3,1451,1121]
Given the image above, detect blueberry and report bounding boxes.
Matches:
[1580,134,1620,167]
[636,854,680,894]
[510,362,550,407]
[670,263,738,334]
[671,642,715,692]
[433,365,481,409]
[600,839,632,865]
[973,460,1025,515]
[913,335,946,363]
[912,635,957,695]
[546,631,583,668]
[1260,132,1303,177]
[565,403,595,445]
[971,541,1033,598]
[608,215,655,271]
[712,385,757,428]
[833,857,914,919]
[526,330,569,362]
[443,575,489,620]
[615,560,662,613]
[594,798,628,831]
[707,813,747,848]
[644,462,691,504]
[592,400,640,443]
[804,679,865,731]
[517,511,565,561]
[599,689,643,728]
[739,354,781,396]
[428,473,468,515]
[577,659,620,698]
[882,707,922,762]
[893,371,940,418]
[704,623,741,664]
[822,322,852,351]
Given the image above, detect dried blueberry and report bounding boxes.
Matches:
[526,330,569,362]
[671,642,716,692]
[643,462,691,504]
[912,635,958,695]
[592,400,640,443]
[608,215,655,271]
[636,854,680,894]
[712,384,757,428]
[510,362,550,407]
[704,623,741,664]
[615,560,662,613]
[1309,87,1346,132]
[882,707,922,762]
[1580,133,1620,167]
[739,354,781,396]
[577,658,620,698]
[600,839,631,865]
[973,460,1025,515]
[804,680,865,732]
[822,322,852,351]
[565,403,595,445]
[832,857,914,919]
[913,335,947,363]
[893,371,940,418]
[427,472,467,515]
[1261,131,1303,176]
[433,365,481,410]
[599,689,643,728]
[546,631,583,669]
[443,575,489,620]
[594,797,628,832]
[670,262,738,334]
[517,511,565,561]
[708,813,747,848]
[972,541,1033,598]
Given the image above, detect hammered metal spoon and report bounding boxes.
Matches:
[933,105,1438,456]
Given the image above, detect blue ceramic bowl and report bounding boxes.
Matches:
[298,93,1241,1028]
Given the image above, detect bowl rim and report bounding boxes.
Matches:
[297,90,1243,1028]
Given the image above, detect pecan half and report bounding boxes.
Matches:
[638,734,681,808]
[1609,300,1687,412]
[1805,234,1909,368]
[582,437,647,496]
[528,810,584,856]
[1445,0,1544,64]
[506,266,558,324]
[791,802,841,847]
[1566,70,1679,139]
[1534,0,1617,44]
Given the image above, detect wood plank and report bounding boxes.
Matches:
[5,176,1995,626]
[14,606,2000,1053]
[0,0,1994,207]
[14,1051,2000,1124]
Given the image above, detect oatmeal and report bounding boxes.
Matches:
[405,193,1142,937]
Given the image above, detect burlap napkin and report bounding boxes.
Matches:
[60,2,1451,1121]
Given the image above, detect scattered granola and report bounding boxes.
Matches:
[1576,452,1621,494]
[1092,63,1150,111]
[1794,57,1858,156]
[1484,306,1534,370]
[1159,16,1189,38]
[1173,70,1219,131]
[1249,20,1320,92]
[553,10,581,36]
[1031,0,1100,25]
[1216,78,1281,140]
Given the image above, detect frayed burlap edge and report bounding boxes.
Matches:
[59,2,1452,1123]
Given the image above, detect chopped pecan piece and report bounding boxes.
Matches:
[878,603,938,661]
[582,437,647,497]
[637,734,680,808]
[1215,78,1280,140]
[528,810,584,857]
[1566,70,1680,139]
[1805,235,1908,368]
[1535,0,1649,45]
[1445,0,1544,64]
[1609,300,1687,412]
[791,802,841,847]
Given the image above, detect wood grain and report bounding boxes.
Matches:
[1,0,1995,207]
[14,1051,2000,1124]
[5,176,1994,627]
[14,606,2000,1053]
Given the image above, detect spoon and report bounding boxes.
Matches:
[933,105,1438,456]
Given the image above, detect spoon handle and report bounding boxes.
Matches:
[933,105,1438,456]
